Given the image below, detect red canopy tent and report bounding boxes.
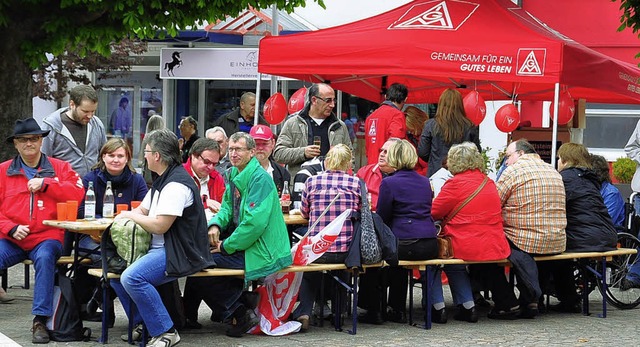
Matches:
[258,0,640,105]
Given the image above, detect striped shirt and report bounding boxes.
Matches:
[497,154,567,254]
[301,170,362,253]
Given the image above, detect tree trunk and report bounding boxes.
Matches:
[0,28,33,162]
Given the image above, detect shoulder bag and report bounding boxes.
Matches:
[358,179,383,264]
[437,176,489,259]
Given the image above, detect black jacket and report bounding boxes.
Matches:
[212,108,268,137]
[152,163,215,276]
[346,210,398,268]
[562,167,617,252]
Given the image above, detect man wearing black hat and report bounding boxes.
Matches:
[0,118,85,343]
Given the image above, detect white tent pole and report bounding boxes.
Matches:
[551,83,560,167]
[268,4,279,127]
[255,73,262,125]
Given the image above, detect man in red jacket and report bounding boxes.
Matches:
[0,118,84,343]
[182,138,225,222]
[364,83,408,165]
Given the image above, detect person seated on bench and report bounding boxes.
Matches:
[0,118,84,344]
[78,138,148,324]
[292,144,362,331]
[432,142,511,323]
[590,154,625,230]
[542,144,617,313]
[110,129,213,347]
[356,138,400,212]
[204,132,292,337]
[358,139,439,325]
[494,139,567,319]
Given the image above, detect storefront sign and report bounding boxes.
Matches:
[159,48,272,80]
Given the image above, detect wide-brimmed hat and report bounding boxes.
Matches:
[6,118,50,143]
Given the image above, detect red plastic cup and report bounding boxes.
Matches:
[131,201,142,209]
[56,203,68,221]
[66,200,78,221]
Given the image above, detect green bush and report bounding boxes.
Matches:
[612,157,635,184]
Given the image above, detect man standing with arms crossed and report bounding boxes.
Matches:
[41,84,107,178]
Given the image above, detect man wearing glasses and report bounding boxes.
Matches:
[249,124,291,197]
[0,118,84,343]
[274,83,352,179]
[364,83,408,165]
[182,138,225,221]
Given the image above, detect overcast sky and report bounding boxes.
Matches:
[292,0,412,29]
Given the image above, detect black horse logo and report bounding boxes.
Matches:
[164,51,183,77]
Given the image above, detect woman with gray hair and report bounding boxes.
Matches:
[110,129,213,347]
[431,142,511,321]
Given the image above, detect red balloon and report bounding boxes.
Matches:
[463,91,487,125]
[495,103,520,133]
[287,87,307,115]
[549,91,575,125]
[263,92,288,125]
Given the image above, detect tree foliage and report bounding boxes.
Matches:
[0,0,321,161]
[616,0,640,33]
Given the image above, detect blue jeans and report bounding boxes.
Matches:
[0,239,62,316]
[183,252,245,322]
[430,265,474,307]
[110,247,176,337]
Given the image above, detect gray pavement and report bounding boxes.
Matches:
[1,265,639,347]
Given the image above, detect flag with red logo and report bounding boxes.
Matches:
[250,208,352,335]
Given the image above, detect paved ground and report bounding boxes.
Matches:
[1,265,639,347]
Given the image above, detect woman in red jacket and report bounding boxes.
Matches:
[432,142,513,319]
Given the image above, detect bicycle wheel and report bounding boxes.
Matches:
[596,232,640,309]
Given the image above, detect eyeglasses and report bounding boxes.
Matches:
[315,96,337,104]
[198,155,218,167]
[143,150,156,154]
[228,147,249,153]
[15,136,42,143]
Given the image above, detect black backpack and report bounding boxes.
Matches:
[46,273,91,341]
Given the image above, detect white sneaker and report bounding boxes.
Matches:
[120,324,143,342]
[148,331,180,347]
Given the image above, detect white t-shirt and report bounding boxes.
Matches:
[141,182,194,248]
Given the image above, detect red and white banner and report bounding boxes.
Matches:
[250,209,352,335]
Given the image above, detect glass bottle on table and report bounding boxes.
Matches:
[85,181,96,220]
[281,181,291,214]
[103,181,114,218]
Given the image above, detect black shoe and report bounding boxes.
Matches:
[431,307,447,324]
[183,318,202,330]
[453,305,478,323]
[32,321,50,344]
[226,307,259,338]
[487,306,520,320]
[518,303,539,319]
[621,278,640,291]
[358,310,384,325]
[549,301,581,313]
[240,291,260,310]
[473,292,492,308]
[386,308,407,324]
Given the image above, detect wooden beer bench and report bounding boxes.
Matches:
[1,256,91,291]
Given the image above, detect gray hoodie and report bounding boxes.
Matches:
[41,108,107,177]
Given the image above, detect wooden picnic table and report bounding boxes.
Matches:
[283,213,308,225]
[43,218,113,239]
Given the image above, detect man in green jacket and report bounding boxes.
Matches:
[184,131,292,337]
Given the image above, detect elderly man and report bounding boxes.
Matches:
[178,116,200,163]
[206,126,231,177]
[250,124,291,196]
[274,83,352,178]
[357,138,400,211]
[491,139,566,319]
[0,118,84,343]
[183,138,225,221]
[112,129,213,347]
[212,92,268,136]
[207,132,292,337]
[41,84,107,177]
[364,83,408,165]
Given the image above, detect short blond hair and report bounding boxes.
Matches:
[447,142,484,175]
[386,139,418,170]
[325,144,352,171]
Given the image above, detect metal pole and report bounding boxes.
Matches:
[551,83,560,167]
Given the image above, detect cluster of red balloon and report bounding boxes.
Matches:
[263,87,308,125]
[462,90,487,126]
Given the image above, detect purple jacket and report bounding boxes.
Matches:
[376,169,437,239]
